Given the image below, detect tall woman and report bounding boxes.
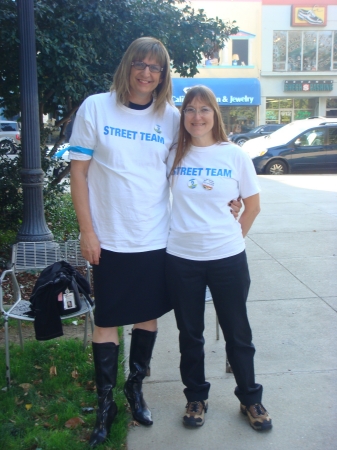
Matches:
[69,37,180,447]
[166,86,272,431]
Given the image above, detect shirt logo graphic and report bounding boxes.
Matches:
[202,179,214,190]
[188,179,197,189]
[154,125,162,134]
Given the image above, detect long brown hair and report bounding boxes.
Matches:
[169,85,228,177]
[111,37,173,115]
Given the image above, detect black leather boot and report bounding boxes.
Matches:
[89,342,119,448]
[124,328,157,425]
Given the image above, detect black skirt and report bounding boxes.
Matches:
[92,248,172,327]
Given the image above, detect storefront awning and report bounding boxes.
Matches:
[172,78,261,106]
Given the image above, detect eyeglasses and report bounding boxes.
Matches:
[131,61,163,73]
[183,107,213,117]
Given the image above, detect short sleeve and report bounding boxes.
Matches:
[238,151,261,199]
[69,96,98,150]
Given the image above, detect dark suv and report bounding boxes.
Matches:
[242,118,337,175]
[228,124,285,147]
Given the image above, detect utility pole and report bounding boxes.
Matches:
[16,0,53,242]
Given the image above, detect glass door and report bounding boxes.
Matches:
[280,110,292,124]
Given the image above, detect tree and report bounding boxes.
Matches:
[0,0,238,179]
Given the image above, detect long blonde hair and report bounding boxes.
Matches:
[170,85,228,177]
[111,37,173,115]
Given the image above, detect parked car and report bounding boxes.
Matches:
[228,124,284,146]
[0,120,21,154]
[242,118,337,175]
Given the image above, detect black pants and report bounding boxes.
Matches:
[166,250,262,406]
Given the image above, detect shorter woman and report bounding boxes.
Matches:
[166,86,272,431]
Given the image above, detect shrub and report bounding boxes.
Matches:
[0,149,79,267]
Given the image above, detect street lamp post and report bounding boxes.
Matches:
[16,0,53,242]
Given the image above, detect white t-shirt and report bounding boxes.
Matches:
[69,92,180,252]
[166,142,261,261]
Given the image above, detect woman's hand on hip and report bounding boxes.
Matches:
[228,197,242,219]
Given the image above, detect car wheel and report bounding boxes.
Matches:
[265,159,288,175]
[235,138,248,147]
[0,139,15,154]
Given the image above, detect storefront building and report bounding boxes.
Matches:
[174,0,263,134]
[175,1,336,128]
[260,0,337,124]
[172,78,261,135]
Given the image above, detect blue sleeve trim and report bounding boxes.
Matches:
[55,146,94,158]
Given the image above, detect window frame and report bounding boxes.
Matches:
[273,30,337,72]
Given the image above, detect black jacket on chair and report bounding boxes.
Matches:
[27,261,92,341]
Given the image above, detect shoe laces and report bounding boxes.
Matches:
[251,403,265,416]
[186,401,203,413]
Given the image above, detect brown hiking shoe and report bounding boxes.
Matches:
[240,403,272,431]
[183,400,208,427]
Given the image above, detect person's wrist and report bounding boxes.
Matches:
[79,228,96,236]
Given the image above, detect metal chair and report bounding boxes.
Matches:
[205,286,232,373]
[0,240,95,386]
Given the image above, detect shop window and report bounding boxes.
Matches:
[266,99,280,123]
[280,99,293,109]
[318,31,332,71]
[265,111,279,123]
[266,99,279,110]
[288,31,302,71]
[220,106,256,135]
[326,97,337,118]
[266,98,316,123]
[273,32,287,71]
[232,40,249,66]
[273,30,336,72]
[327,98,337,108]
[303,31,317,71]
[294,99,314,109]
[294,110,312,120]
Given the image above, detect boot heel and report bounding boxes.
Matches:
[124,380,153,426]
[125,329,157,425]
[89,401,118,447]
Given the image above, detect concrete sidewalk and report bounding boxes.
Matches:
[124,174,337,450]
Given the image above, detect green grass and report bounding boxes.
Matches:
[0,191,129,448]
[0,332,128,449]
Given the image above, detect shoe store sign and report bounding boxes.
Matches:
[284,80,333,92]
[291,6,326,27]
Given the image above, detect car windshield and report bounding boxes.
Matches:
[264,120,320,145]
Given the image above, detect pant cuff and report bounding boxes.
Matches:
[234,383,263,406]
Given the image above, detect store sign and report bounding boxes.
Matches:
[172,78,261,106]
[291,5,327,27]
[284,80,333,92]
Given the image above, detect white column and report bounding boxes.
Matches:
[259,96,266,125]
